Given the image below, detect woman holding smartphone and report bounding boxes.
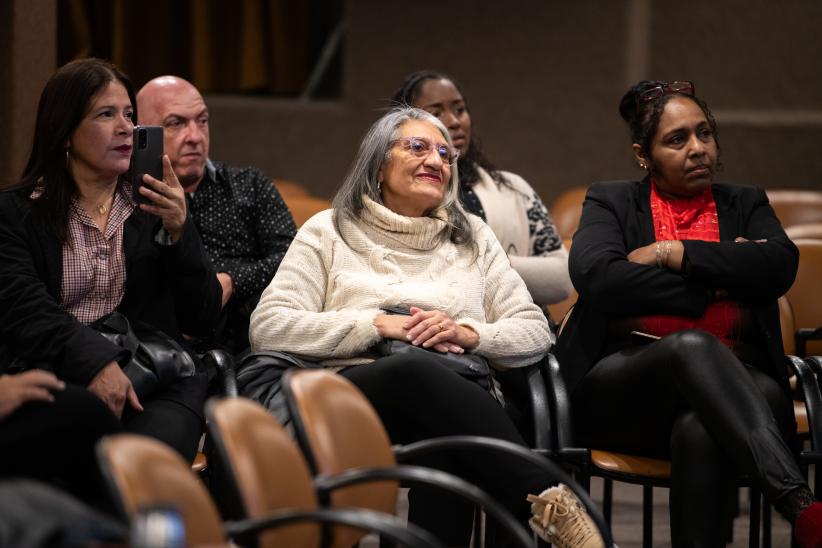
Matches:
[0,58,221,472]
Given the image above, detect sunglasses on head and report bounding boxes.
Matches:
[637,81,695,104]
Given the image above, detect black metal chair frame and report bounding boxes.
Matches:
[281,368,616,548]
[202,399,445,548]
[98,433,441,548]
[529,352,822,548]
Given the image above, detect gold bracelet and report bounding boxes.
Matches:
[655,241,663,268]
[663,240,673,268]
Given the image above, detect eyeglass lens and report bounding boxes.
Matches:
[403,137,455,162]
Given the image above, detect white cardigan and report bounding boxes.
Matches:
[472,167,573,306]
[249,196,552,370]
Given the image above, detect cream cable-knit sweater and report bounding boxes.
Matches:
[249,196,552,369]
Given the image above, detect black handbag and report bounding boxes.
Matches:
[7,312,194,400]
[374,306,495,393]
[373,338,494,392]
[235,351,322,424]
[91,312,196,399]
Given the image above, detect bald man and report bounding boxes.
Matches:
[137,76,296,354]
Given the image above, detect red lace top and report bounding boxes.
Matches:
[638,180,743,348]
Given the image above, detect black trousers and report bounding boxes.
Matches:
[122,371,207,463]
[0,385,121,508]
[572,329,805,547]
[0,373,205,510]
[340,354,546,545]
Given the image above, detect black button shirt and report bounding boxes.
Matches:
[188,160,296,302]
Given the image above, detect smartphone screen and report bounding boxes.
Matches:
[130,125,164,204]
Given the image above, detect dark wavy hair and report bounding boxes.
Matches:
[391,70,506,187]
[618,80,721,170]
[9,58,137,242]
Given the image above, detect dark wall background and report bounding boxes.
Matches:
[3,0,821,203]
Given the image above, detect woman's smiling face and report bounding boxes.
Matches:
[378,119,453,217]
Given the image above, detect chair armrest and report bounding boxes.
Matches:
[224,506,443,548]
[541,353,588,456]
[524,359,552,450]
[202,349,238,397]
[788,356,822,454]
[313,465,533,548]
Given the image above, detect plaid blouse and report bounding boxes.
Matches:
[61,185,134,325]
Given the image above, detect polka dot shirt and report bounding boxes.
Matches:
[188,160,296,302]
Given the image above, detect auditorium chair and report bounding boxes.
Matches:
[786,223,822,241]
[766,189,822,229]
[538,351,822,548]
[281,368,614,547]
[545,239,578,329]
[549,186,588,239]
[786,239,822,356]
[273,179,331,227]
[98,432,436,548]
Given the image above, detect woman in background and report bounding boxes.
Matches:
[393,70,573,308]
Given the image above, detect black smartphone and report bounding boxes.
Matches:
[130,125,163,204]
[630,330,661,345]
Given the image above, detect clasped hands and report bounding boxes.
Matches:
[373,306,479,354]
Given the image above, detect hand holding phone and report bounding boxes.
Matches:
[138,156,188,243]
[130,125,163,204]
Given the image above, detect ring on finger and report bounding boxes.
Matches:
[437,323,445,332]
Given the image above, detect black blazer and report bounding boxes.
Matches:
[0,190,222,386]
[556,178,798,394]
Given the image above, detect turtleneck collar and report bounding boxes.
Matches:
[358,195,449,251]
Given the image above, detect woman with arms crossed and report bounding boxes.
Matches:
[557,80,822,546]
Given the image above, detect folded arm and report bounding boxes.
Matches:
[570,183,711,317]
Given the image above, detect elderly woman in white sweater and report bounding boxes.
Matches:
[249,107,602,548]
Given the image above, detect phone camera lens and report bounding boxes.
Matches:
[138,129,147,149]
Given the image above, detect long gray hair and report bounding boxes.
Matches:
[332,106,476,250]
